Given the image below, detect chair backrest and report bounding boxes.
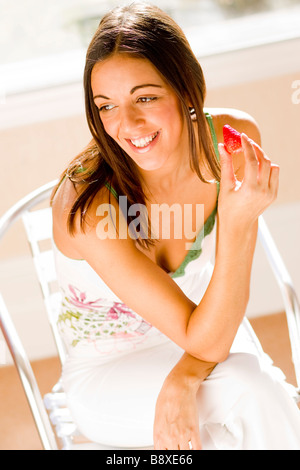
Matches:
[258,217,300,391]
[0,179,66,365]
[22,206,66,364]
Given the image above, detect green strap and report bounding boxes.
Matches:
[73,166,119,200]
[172,112,220,278]
[104,181,119,200]
[205,111,220,196]
[204,112,220,162]
[171,205,216,279]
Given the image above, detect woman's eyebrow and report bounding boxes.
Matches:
[93,93,110,100]
[93,84,162,101]
[130,84,163,94]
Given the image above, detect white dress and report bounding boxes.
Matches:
[54,209,300,450]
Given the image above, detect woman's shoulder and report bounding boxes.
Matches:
[205,107,261,144]
[52,176,117,257]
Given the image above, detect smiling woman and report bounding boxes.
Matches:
[50,1,300,451]
[91,55,187,171]
[51,3,219,247]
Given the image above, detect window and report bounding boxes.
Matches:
[2,0,300,65]
[1,0,300,126]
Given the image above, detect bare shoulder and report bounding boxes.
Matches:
[51,176,117,258]
[206,107,261,144]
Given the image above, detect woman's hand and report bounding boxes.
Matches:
[218,133,279,232]
[153,376,202,450]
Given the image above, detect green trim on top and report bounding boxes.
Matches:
[204,111,220,162]
[72,166,119,200]
[205,111,220,196]
[74,166,86,174]
[104,182,119,200]
[170,205,217,279]
[170,112,219,278]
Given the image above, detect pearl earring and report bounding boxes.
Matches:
[189,107,197,121]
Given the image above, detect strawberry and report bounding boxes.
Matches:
[223,125,242,154]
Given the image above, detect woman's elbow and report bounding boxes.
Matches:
[186,344,230,364]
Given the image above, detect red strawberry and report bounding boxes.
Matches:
[223,125,242,154]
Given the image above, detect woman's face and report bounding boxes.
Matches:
[91,54,188,172]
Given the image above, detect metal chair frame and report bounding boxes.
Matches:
[0,180,300,450]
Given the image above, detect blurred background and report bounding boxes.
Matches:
[0,0,300,362]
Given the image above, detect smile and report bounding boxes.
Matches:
[126,131,160,153]
[130,131,159,148]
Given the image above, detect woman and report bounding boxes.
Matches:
[51,2,300,450]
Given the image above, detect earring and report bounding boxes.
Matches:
[189,107,197,122]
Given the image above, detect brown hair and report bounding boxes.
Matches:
[51,1,220,246]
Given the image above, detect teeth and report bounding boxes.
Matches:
[130,132,158,148]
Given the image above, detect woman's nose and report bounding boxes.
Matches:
[119,105,145,135]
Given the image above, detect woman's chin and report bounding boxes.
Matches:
[135,158,166,172]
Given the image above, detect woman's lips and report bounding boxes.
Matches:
[125,131,160,154]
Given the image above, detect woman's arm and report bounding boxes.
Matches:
[153,353,216,450]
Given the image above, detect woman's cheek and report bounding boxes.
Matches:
[102,119,117,140]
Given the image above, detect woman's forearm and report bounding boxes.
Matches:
[186,219,258,362]
[184,133,279,363]
[164,351,217,392]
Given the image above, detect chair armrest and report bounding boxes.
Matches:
[258,216,300,394]
[0,293,58,450]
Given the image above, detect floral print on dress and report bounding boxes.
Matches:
[57,284,155,354]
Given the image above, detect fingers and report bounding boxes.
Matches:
[220,132,278,192]
[218,143,236,189]
[190,433,202,450]
[269,163,280,198]
[154,434,202,450]
[241,134,279,196]
[241,133,260,187]
[249,139,280,195]
[247,138,271,185]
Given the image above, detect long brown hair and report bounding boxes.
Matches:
[51,1,220,247]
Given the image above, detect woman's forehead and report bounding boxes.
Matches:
[91,54,168,94]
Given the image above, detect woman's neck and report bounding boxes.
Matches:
[140,158,194,201]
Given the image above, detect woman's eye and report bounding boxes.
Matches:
[99,104,115,113]
[138,97,158,104]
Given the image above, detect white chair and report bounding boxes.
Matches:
[0,180,300,450]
